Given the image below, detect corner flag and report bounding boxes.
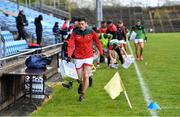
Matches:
[104,72,132,109]
[104,72,123,99]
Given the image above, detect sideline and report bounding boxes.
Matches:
[127,40,158,117]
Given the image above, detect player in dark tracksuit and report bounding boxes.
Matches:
[117,20,127,51]
[34,15,43,45]
[16,10,27,40]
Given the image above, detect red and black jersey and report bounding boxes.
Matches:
[106,23,117,39]
[67,29,103,59]
[117,26,126,41]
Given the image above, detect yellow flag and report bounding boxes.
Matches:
[104,72,124,99]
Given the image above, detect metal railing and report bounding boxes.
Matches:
[0,49,35,61]
[41,42,63,50]
[0,42,63,62]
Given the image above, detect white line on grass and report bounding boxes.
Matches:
[127,40,158,117]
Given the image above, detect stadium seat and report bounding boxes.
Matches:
[0,31,29,56]
[1,31,14,42]
[0,0,64,44]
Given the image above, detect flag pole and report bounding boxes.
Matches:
[118,72,132,109]
[123,91,132,109]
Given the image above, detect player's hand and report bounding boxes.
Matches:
[100,55,105,63]
[66,57,71,63]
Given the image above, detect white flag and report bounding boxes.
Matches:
[104,72,124,99]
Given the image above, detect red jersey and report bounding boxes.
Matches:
[107,23,117,32]
[99,27,107,34]
[61,22,68,30]
[67,29,103,59]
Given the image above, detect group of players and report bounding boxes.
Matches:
[56,16,147,101]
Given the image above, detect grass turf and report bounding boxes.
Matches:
[31,33,180,116]
[137,33,180,116]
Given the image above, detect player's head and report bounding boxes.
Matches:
[136,19,141,26]
[72,16,79,28]
[38,15,43,20]
[54,22,59,27]
[118,20,123,27]
[107,20,112,25]
[101,21,107,28]
[78,16,87,31]
[18,10,24,16]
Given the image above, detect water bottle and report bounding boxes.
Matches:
[33,88,37,98]
[36,89,39,99]
[25,76,30,83]
[37,78,40,91]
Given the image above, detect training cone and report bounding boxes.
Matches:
[148,102,160,110]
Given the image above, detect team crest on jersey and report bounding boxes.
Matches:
[76,36,81,39]
[86,34,92,40]
[87,36,90,40]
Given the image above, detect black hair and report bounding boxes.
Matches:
[72,16,79,22]
[54,22,59,27]
[107,20,112,24]
[38,15,43,20]
[101,21,106,24]
[78,16,87,22]
[18,10,23,16]
[70,16,79,24]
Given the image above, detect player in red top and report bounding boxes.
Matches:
[106,20,117,39]
[67,16,103,101]
[98,21,107,34]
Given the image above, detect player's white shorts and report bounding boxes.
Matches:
[119,40,127,44]
[74,57,93,70]
[134,39,144,43]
